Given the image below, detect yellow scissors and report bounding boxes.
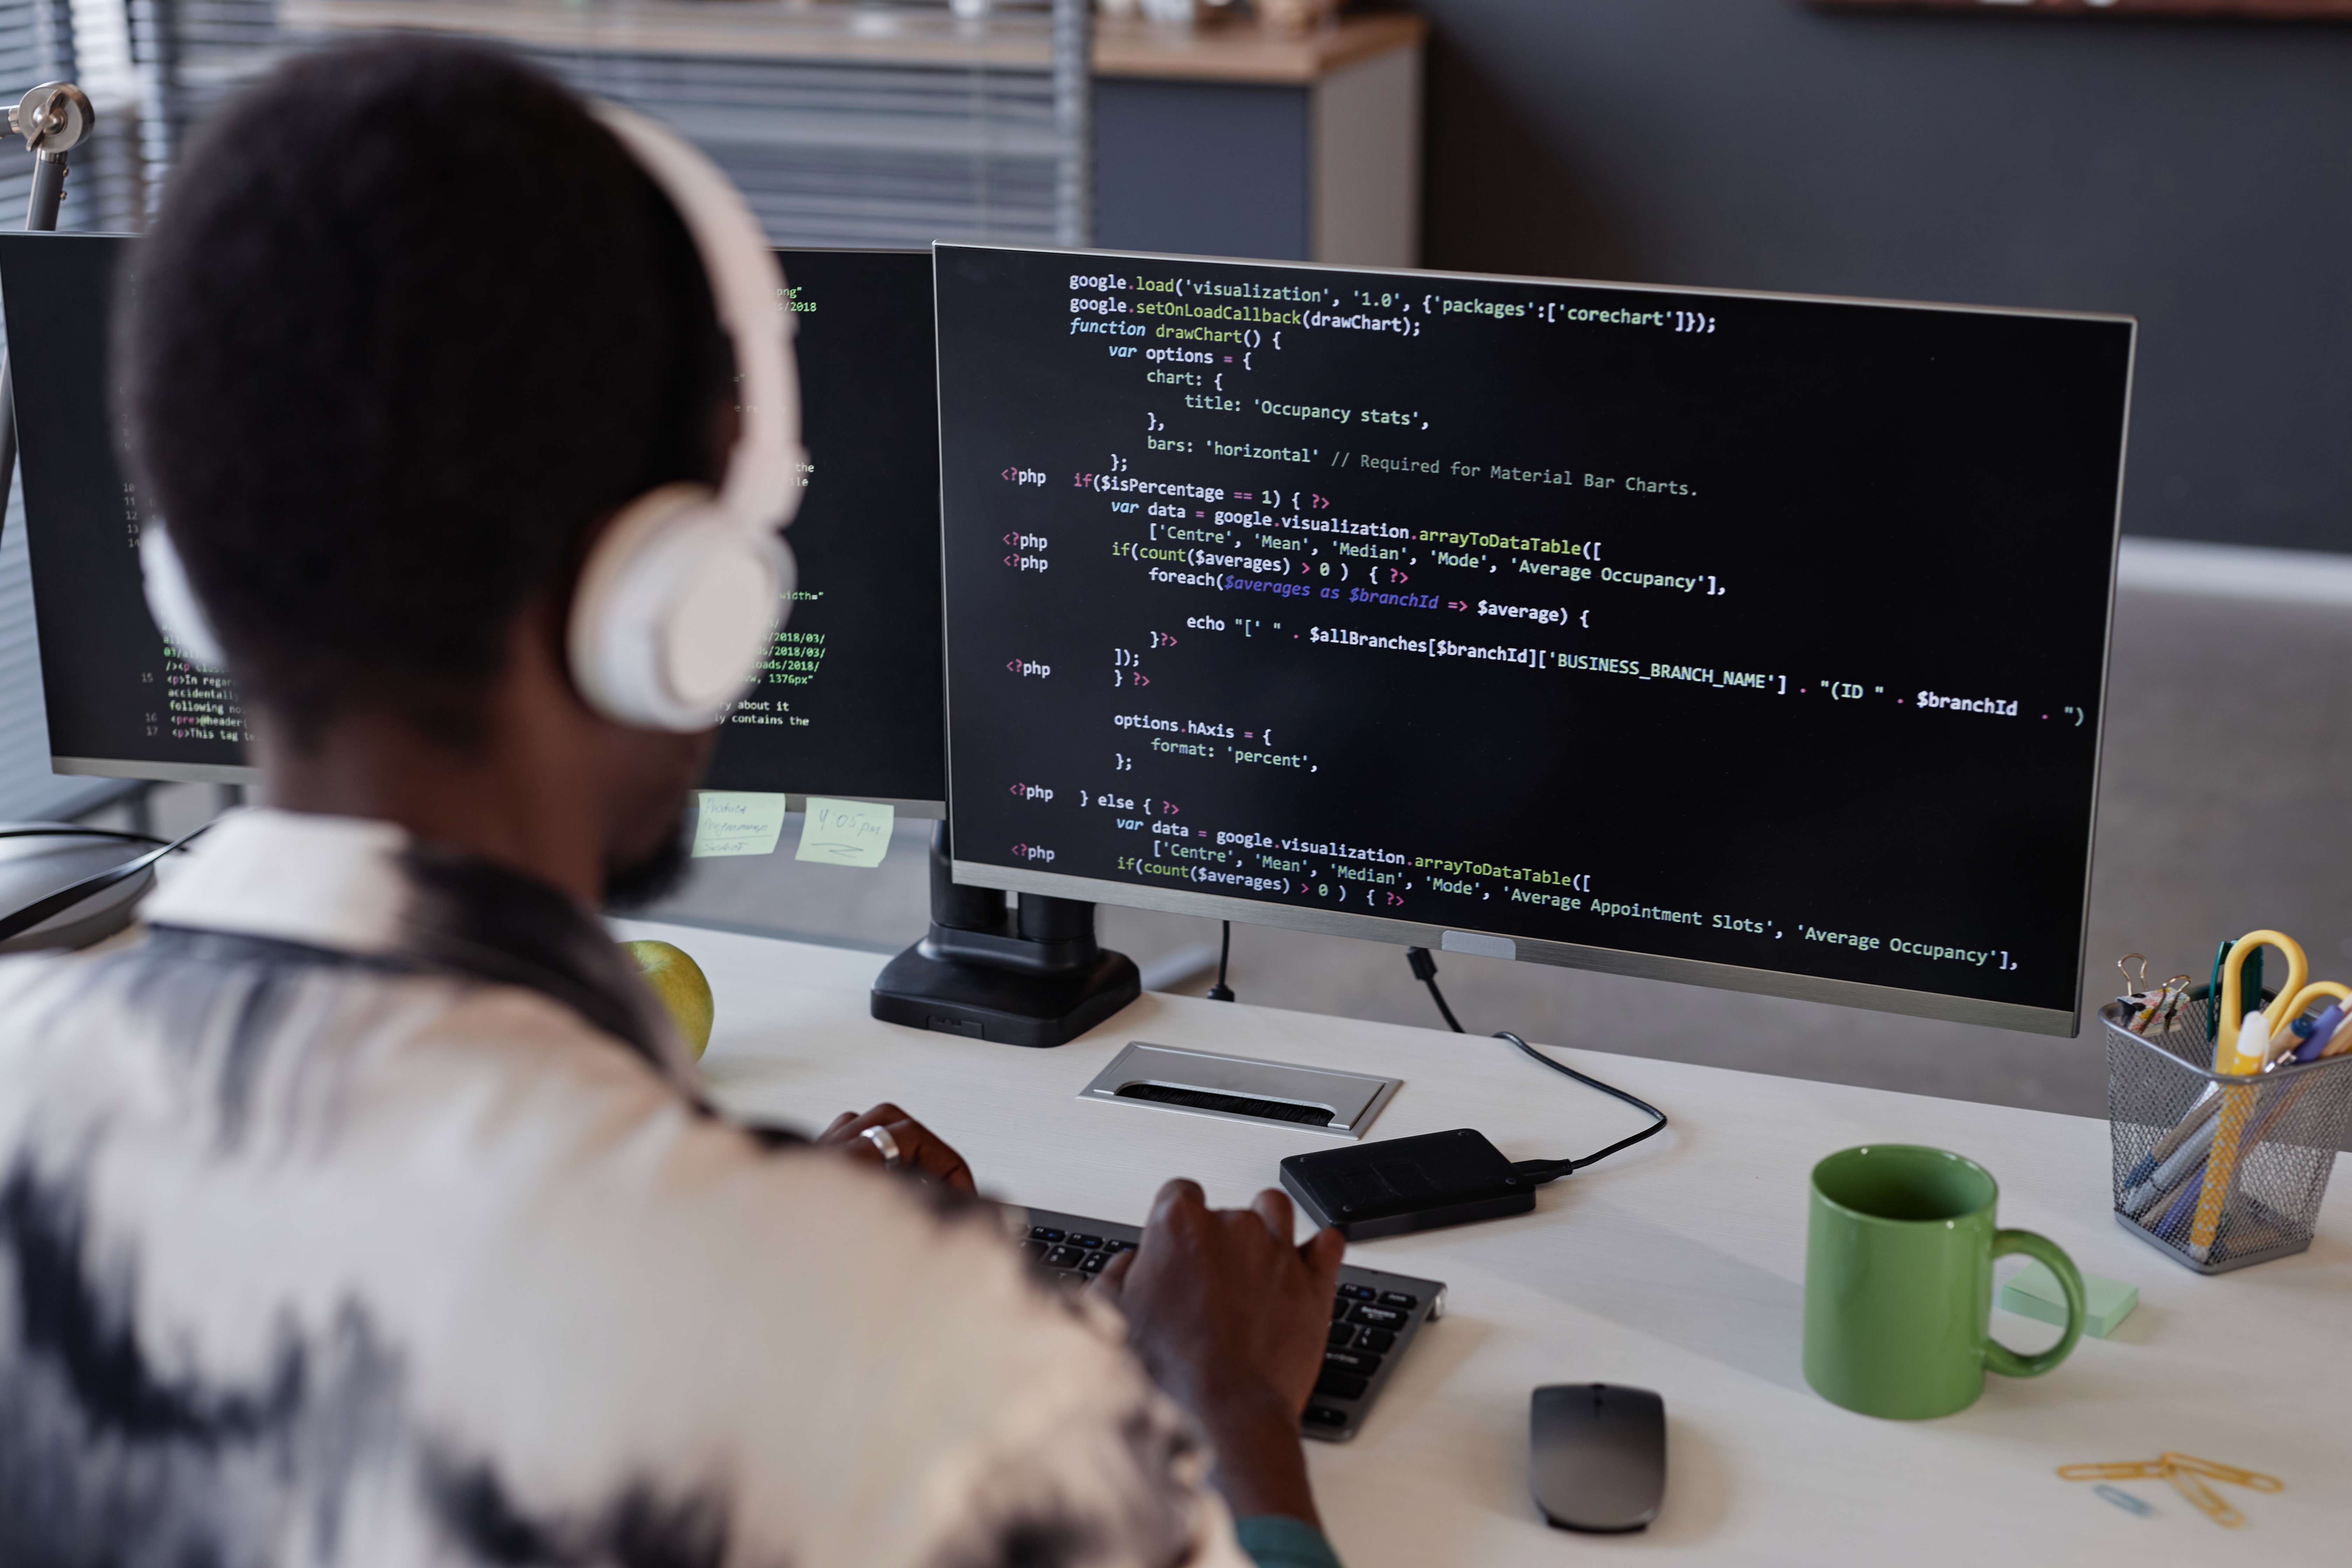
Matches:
[2196,932,2351,1257]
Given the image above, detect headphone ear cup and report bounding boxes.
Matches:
[139,522,229,669]
[568,484,790,731]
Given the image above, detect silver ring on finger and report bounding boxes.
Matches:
[861,1124,905,1170]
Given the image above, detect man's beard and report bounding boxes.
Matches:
[602,819,691,911]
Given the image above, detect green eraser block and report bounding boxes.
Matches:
[2000,1260,2137,1338]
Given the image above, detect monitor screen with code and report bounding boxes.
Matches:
[0,237,946,809]
[933,244,2132,1034]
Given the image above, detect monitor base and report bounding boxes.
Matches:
[0,826,155,952]
[868,821,1141,1047]
[870,942,1140,1048]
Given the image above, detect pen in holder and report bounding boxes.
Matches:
[2104,986,2352,1274]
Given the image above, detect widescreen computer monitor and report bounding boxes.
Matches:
[0,235,944,810]
[932,245,2134,1037]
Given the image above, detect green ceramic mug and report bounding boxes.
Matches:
[1803,1144,2086,1419]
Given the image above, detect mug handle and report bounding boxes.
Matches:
[1985,1229,2085,1378]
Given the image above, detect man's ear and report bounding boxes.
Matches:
[528,582,596,719]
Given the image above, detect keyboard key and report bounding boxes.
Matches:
[1020,1239,1047,1262]
[1327,1322,1356,1349]
[1323,1348,1383,1376]
[1044,1246,1082,1268]
[1029,1227,1065,1243]
[1079,1252,1109,1274]
[1315,1370,1369,1401]
[1302,1406,1350,1429]
[1337,1283,1376,1302]
[1330,1296,1348,1321]
[1101,1239,1135,1254]
[1356,1328,1395,1353]
[1378,1291,1418,1310]
[1069,1234,1104,1250]
[1348,1304,1407,1331]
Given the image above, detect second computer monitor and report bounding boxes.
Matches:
[698,248,945,811]
[933,245,2133,1036]
[0,236,944,808]
[0,231,251,783]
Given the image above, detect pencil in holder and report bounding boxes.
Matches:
[2102,987,2352,1274]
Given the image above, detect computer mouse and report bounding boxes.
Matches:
[1529,1382,1666,1533]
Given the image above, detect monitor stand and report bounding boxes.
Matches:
[870,822,1140,1047]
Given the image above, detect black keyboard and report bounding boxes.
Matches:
[1016,1206,1445,1442]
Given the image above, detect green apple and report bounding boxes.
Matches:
[622,939,714,1059]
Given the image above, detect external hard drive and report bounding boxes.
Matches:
[1280,1128,1535,1240]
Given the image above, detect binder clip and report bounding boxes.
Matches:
[2114,954,2191,1036]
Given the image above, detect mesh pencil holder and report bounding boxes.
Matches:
[2103,988,2352,1275]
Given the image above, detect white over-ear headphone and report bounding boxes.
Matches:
[141,102,804,732]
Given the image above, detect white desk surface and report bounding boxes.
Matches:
[620,917,2351,1565]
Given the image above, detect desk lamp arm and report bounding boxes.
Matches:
[0,81,94,539]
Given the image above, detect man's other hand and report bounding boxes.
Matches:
[1095,1180,1346,1526]
[816,1104,976,1194]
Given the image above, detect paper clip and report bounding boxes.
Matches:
[2159,1452,2284,1494]
[2058,1461,2171,1482]
[2091,1484,2155,1518]
[2063,1454,2280,1528]
[2165,1467,2245,1528]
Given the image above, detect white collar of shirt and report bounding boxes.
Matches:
[141,808,413,956]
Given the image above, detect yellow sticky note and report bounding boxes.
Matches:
[692,791,789,858]
[796,797,895,868]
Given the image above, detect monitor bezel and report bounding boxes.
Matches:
[935,242,2136,1040]
[52,757,260,787]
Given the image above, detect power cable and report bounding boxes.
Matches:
[1402,944,1668,1183]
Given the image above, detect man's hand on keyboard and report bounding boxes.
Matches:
[815,1103,977,1195]
[1095,1180,1346,1526]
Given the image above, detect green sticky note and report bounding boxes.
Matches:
[692,791,788,858]
[2000,1260,2137,1339]
[796,797,895,868]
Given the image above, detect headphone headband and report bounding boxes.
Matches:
[564,104,800,729]
[591,103,803,534]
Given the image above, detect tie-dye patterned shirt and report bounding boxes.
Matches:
[0,809,1253,1568]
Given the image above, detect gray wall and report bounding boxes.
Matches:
[1411,1,2352,554]
[1097,80,1312,260]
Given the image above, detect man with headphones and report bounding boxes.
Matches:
[0,38,1348,1568]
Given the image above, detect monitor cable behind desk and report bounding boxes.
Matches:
[1206,919,1236,1003]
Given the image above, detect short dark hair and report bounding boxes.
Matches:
[123,37,732,741]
